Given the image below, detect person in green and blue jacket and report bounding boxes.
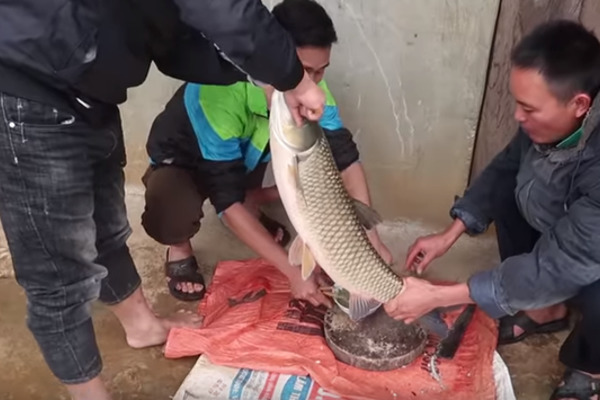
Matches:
[142,0,392,306]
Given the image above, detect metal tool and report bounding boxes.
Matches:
[417,308,451,338]
[437,304,476,359]
[420,304,477,386]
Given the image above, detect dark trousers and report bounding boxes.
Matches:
[0,93,141,384]
[491,171,600,373]
[141,163,267,245]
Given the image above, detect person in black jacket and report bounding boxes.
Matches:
[0,1,328,399]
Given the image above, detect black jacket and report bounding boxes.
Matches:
[0,0,303,122]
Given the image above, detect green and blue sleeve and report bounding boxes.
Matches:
[318,80,359,171]
[184,83,248,214]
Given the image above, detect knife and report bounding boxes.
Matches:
[436,304,476,359]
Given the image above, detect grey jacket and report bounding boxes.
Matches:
[452,96,600,318]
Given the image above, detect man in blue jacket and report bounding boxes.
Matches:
[385,20,600,399]
[0,1,327,399]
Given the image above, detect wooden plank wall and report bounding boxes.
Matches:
[469,0,600,181]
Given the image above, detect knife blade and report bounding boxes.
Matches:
[436,304,476,359]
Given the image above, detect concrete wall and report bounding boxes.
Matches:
[120,0,500,224]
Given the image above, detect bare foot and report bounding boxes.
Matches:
[66,377,112,400]
[126,310,203,349]
[108,287,203,349]
[125,311,202,349]
[513,303,567,338]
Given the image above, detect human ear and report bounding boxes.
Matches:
[571,93,592,118]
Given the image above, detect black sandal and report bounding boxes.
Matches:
[550,369,600,400]
[259,213,291,247]
[165,251,206,302]
[498,311,569,345]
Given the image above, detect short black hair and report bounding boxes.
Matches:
[511,19,600,101]
[272,0,338,48]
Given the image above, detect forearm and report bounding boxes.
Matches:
[433,283,474,309]
[341,162,371,205]
[172,0,303,91]
[223,203,297,279]
[450,131,527,235]
[246,186,280,206]
[341,162,381,243]
[440,218,467,247]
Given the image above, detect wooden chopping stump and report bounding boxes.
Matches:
[324,305,427,371]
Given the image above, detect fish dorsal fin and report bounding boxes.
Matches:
[288,236,316,280]
[352,199,382,230]
[348,294,382,321]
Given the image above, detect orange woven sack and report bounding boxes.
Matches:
[165,259,498,400]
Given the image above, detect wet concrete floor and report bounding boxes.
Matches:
[0,185,566,399]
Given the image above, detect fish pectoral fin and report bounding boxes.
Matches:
[348,294,382,321]
[352,199,382,230]
[288,156,307,206]
[301,243,317,280]
[287,236,317,280]
[287,162,299,190]
[288,236,304,267]
[287,156,301,188]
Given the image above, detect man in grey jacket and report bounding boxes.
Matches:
[0,1,326,399]
[384,20,600,399]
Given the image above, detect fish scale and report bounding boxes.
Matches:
[294,135,403,303]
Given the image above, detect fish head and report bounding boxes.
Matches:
[269,90,323,156]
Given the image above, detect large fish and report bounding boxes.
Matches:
[268,89,405,320]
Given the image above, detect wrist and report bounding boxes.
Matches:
[291,71,312,95]
[436,283,472,308]
[278,262,300,281]
[442,219,466,246]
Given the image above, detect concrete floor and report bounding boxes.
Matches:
[0,185,567,400]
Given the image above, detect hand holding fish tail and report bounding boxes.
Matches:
[384,277,474,325]
[384,276,442,324]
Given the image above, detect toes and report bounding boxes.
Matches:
[173,281,205,293]
[186,282,196,293]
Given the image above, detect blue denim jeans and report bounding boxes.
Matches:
[0,93,141,384]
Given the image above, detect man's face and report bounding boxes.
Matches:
[296,46,331,83]
[509,67,590,144]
